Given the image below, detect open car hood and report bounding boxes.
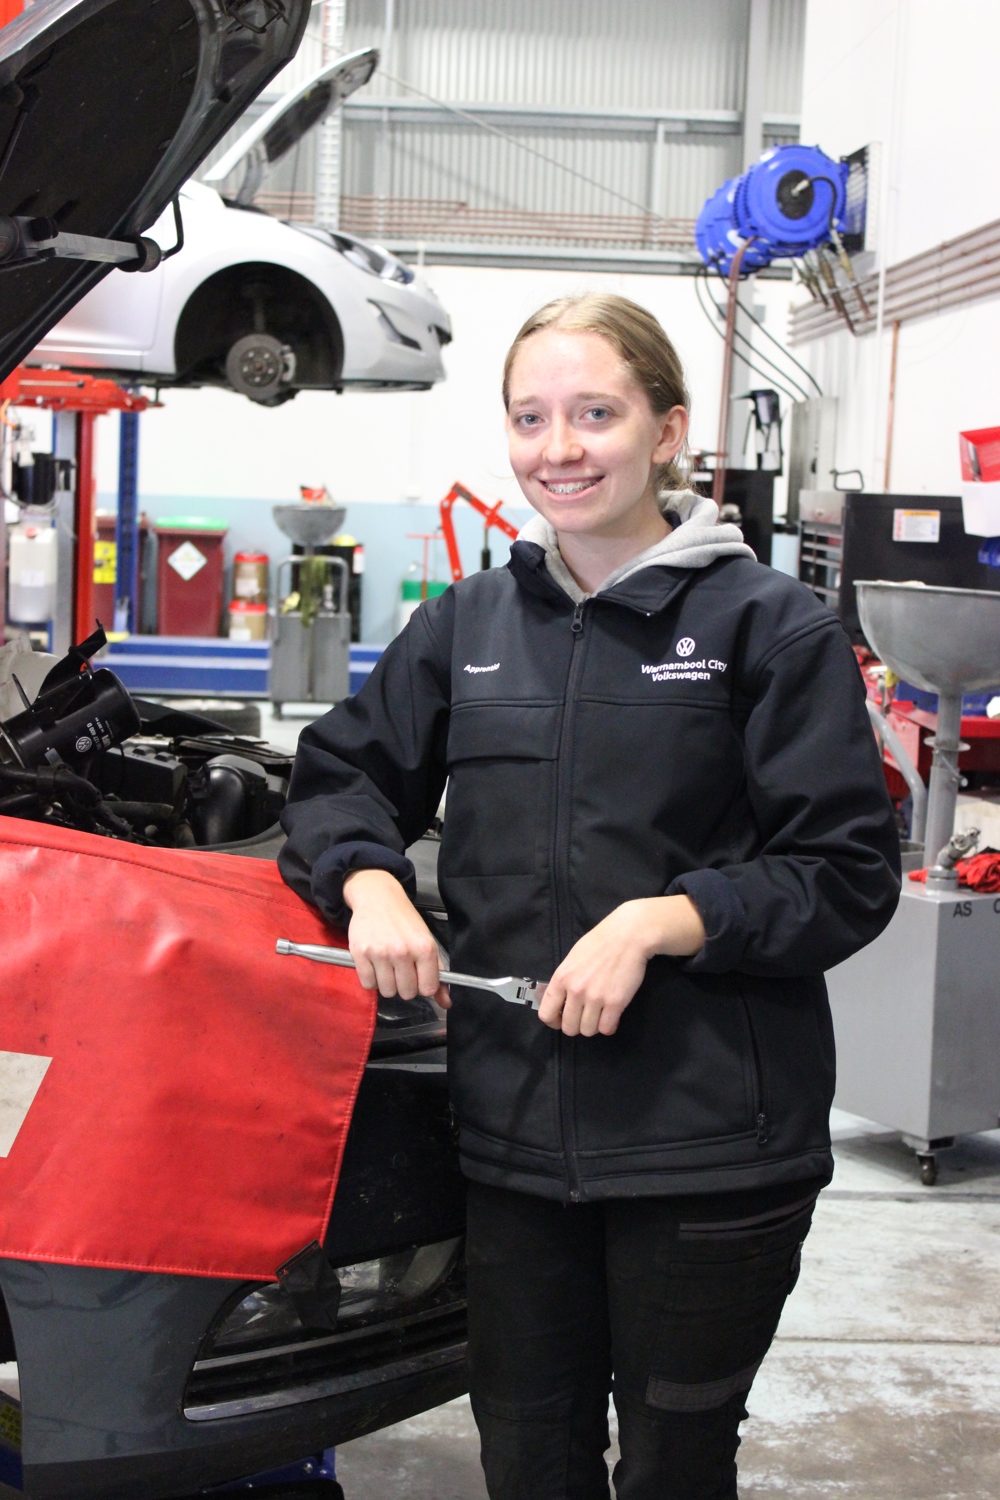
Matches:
[203,45,378,206]
[0,0,312,380]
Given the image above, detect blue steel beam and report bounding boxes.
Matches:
[115,410,140,634]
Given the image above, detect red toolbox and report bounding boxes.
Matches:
[154,517,228,637]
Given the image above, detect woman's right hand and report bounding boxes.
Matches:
[342,868,451,1008]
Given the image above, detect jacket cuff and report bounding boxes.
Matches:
[666,868,749,973]
[311,842,418,930]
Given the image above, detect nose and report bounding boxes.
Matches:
[543,413,584,466]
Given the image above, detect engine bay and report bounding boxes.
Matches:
[0,629,292,849]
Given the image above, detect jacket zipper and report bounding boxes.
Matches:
[741,995,769,1145]
[555,600,588,1200]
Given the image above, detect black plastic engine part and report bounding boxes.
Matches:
[190,754,270,845]
[134,697,262,737]
[1,666,141,769]
[93,743,186,808]
[0,629,140,770]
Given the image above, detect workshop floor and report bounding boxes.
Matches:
[334,1112,1000,1500]
[258,701,319,753]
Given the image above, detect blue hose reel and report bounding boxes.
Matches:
[696,144,849,277]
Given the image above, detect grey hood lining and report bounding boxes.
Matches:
[515,490,757,604]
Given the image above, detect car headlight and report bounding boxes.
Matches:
[334,233,415,285]
[206,1236,463,1353]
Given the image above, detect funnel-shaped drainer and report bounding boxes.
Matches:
[855,581,1000,695]
[272,503,346,552]
[856,580,1000,876]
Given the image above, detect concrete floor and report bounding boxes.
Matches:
[259,708,1000,1496]
[258,700,319,753]
[335,1112,1000,1500]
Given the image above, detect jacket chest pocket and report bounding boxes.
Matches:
[440,703,561,878]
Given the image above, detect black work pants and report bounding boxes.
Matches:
[465,1179,819,1500]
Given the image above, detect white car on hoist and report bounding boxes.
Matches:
[29,48,452,404]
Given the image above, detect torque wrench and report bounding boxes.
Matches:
[276,938,542,1009]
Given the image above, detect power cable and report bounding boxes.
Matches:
[693,274,803,405]
[697,274,809,402]
[701,274,812,401]
[727,288,823,396]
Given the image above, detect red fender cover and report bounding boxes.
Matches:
[0,817,376,1281]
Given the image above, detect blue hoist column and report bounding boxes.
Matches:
[114,410,140,635]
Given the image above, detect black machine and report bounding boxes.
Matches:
[719,471,775,566]
[798,492,1000,644]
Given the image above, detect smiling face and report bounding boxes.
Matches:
[505,328,688,543]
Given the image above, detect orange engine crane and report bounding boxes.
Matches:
[438,481,519,581]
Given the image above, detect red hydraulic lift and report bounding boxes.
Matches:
[1,366,152,644]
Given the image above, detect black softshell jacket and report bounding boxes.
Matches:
[279,544,901,1201]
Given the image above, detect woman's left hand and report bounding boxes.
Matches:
[538,895,706,1037]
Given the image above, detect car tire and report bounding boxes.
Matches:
[168,699,262,736]
[224,333,297,403]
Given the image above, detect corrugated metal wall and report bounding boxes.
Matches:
[344,121,740,221]
[344,0,749,110]
[765,0,807,118]
[200,0,805,262]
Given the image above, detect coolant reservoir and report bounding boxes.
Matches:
[9,519,57,623]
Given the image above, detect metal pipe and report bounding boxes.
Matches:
[791,219,1000,344]
[923,692,965,867]
[883,321,900,491]
[866,699,927,845]
[713,238,754,507]
[793,241,1000,330]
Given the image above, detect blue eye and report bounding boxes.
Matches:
[517,413,541,427]
[586,406,611,421]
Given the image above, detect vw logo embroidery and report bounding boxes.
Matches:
[675,637,696,658]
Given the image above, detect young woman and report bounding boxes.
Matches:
[279,294,900,1500]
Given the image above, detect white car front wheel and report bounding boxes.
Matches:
[224,333,297,404]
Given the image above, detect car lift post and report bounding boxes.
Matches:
[115,410,140,633]
[73,409,96,644]
[0,367,152,647]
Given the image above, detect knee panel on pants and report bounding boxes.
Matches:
[625,1199,814,1415]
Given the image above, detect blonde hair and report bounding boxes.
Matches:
[502,293,691,495]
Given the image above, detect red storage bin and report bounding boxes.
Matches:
[155,518,228,637]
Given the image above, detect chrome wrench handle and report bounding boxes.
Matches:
[276,939,541,1010]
